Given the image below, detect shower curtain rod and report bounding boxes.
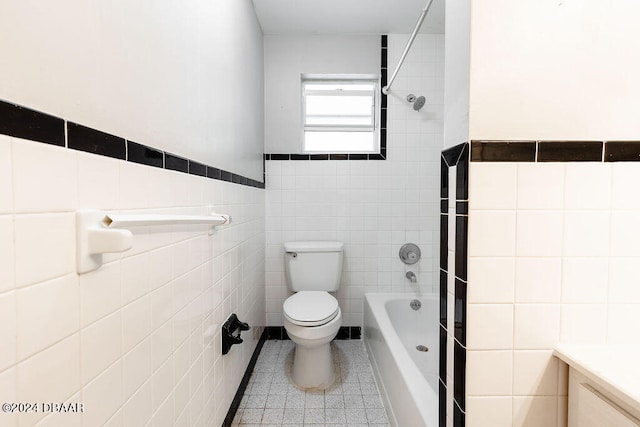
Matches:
[382,0,435,95]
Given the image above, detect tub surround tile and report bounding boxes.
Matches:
[440,214,449,270]
[440,271,447,326]
[441,142,469,427]
[454,403,465,427]
[441,158,449,198]
[454,280,467,346]
[439,381,447,427]
[454,216,468,280]
[440,326,447,383]
[453,340,466,411]
[455,145,469,200]
[0,99,65,147]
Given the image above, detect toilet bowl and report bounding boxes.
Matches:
[283,291,342,389]
[282,241,344,390]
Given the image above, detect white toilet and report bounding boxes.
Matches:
[283,241,344,390]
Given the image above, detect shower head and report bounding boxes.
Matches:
[407,94,426,111]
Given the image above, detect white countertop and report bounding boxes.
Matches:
[554,344,640,416]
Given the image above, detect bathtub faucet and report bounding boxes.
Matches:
[406,271,417,283]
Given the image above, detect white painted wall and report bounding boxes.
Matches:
[265,34,444,326]
[0,0,264,181]
[468,0,640,140]
[264,35,381,153]
[443,0,470,148]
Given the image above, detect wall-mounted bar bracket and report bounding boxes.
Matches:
[76,209,133,274]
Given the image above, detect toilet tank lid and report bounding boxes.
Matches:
[284,241,344,253]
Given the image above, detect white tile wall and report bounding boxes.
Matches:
[0,137,265,427]
[264,34,444,327]
[467,160,640,427]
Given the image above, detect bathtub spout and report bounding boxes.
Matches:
[405,271,417,283]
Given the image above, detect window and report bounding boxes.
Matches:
[302,74,379,153]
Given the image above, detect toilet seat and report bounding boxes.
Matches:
[283,291,339,327]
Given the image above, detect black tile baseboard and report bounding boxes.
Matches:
[471,140,640,163]
[0,98,265,189]
[223,329,267,427]
[265,326,361,341]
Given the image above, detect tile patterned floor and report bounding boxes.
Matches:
[232,340,390,426]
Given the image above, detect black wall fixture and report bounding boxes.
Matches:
[222,314,250,355]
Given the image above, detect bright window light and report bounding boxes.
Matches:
[302,75,379,153]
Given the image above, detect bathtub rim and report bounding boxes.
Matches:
[364,292,438,427]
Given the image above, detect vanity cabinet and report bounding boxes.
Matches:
[569,369,640,427]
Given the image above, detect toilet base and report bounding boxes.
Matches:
[291,342,334,390]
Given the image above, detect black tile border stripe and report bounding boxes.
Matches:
[606,141,640,161]
[223,329,267,427]
[0,99,65,147]
[471,140,640,163]
[0,98,265,189]
[67,122,126,160]
[440,142,469,427]
[127,140,163,168]
[538,141,602,162]
[264,34,388,162]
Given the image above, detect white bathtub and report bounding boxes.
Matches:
[364,293,439,427]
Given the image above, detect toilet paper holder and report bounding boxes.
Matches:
[222,313,250,355]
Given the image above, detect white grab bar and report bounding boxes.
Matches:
[102,213,230,228]
[76,209,231,274]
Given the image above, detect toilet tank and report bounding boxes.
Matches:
[284,241,344,292]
